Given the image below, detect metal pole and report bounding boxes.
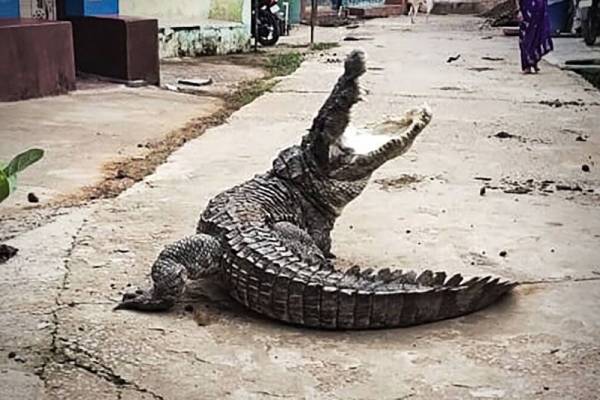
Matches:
[254,0,259,52]
[310,0,316,44]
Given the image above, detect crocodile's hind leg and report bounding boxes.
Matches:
[273,222,331,268]
[115,234,222,311]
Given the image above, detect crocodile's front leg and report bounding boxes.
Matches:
[115,234,222,311]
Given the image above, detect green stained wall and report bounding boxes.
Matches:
[209,0,244,22]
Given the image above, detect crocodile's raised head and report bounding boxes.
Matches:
[274,50,432,214]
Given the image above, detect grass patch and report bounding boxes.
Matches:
[229,79,278,107]
[265,52,304,77]
[310,42,339,51]
[227,52,305,108]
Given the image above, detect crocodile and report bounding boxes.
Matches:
[116,50,517,329]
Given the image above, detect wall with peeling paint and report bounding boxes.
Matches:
[120,0,211,20]
[121,0,253,23]
[159,22,250,58]
[120,0,252,58]
[209,0,243,21]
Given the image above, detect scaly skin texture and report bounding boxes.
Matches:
[117,50,517,329]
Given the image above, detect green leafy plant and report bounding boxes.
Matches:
[0,148,44,203]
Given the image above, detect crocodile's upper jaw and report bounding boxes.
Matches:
[327,104,432,181]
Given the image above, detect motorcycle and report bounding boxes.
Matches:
[580,0,599,45]
[251,0,282,46]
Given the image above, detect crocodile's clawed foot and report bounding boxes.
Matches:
[114,288,174,312]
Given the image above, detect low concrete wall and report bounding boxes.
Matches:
[0,19,75,101]
[69,16,160,84]
[159,22,250,58]
[121,0,251,57]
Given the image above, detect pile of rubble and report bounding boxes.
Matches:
[481,0,518,27]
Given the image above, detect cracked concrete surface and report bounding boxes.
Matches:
[1,15,600,400]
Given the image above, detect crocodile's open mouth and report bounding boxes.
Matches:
[328,104,432,180]
[342,105,431,155]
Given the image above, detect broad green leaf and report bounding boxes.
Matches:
[7,173,17,193]
[0,170,9,203]
[4,148,44,177]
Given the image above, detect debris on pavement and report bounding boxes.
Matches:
[343,36,374,41]
[477,177,597,202]
[582,164,590,172]
[489,131,550,144]
[446,54,461,63]
[482,56,504,61]
[556,184,583,191]
[177,78,213,87]
[164,83,178,92]
[539,99,586,108]
[468,67,495,72]
[502,27,519,36]
[494,131,515,139]
[0,244,18,264]
[481,0,518,27]
[27,192,39,203]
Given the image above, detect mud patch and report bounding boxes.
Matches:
[374,174,424,191]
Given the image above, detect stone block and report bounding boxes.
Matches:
[0,19,75,102]
[68,15,159,85]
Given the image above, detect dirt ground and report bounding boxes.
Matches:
[1,15,599,400]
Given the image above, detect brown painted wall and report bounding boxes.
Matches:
[0,19,75,102]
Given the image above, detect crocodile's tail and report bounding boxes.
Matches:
[223,228,517,330]
[291,267,517,329]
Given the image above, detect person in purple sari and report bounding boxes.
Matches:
[516,0,554,73]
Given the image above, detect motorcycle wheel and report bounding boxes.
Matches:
[257,13,280,46]
[582,6,598,45]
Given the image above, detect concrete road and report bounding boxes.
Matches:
[1,16,599,400]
